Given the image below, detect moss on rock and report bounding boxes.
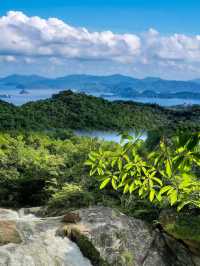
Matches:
[160,211,200,255]
[65,227,110,266]
[120,250,135,266]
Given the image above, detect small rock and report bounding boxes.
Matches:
[62,212,81,223]
[0,221,22,245]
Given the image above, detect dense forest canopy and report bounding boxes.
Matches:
[0,90,199,133]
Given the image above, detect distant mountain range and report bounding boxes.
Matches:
[1,74,200,99]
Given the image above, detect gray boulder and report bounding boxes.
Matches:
[60,206,197,266]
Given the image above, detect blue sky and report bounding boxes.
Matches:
[0,0,200,79]
[1,0,199,34]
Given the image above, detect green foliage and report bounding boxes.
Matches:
[86,133,200,212]
[163,214,200,242]
[0,131,114,207]
[0,129,125,209]
[47,183,95,210]
[0,127,199,222]
[120,251,134,266]
[0,90,199,133]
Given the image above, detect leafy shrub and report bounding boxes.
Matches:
[86,132,200,212]
[0,131,118,207]
[162,213,200,242]
[47,183,95,210]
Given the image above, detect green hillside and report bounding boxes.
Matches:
[0,90,199,133]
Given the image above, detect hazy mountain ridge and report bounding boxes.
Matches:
[1,74,200,99]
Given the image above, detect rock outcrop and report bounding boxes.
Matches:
[59,206,199,266]
[0,206,199,266]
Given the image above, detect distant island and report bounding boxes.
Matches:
[0,74,200,101]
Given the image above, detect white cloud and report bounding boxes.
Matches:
[0,55,16,62]
[141,29,200,63]
[0,11,140,63]
[1,11,200,79]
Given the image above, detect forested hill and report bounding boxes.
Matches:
[0,90,199,133]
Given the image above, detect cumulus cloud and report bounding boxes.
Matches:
[0,11,140,63]
[1,11,200,78]
[140,29,200,63]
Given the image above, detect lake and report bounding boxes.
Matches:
[75,130,147,143]
[0,88,200,107]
